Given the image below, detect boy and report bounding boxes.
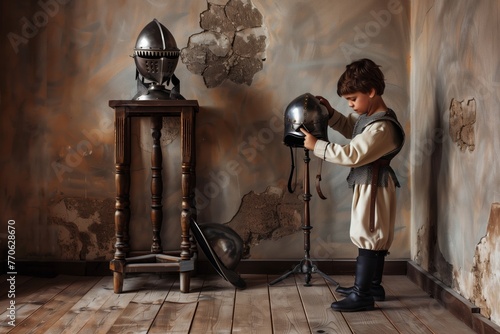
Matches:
[300,58,405,312]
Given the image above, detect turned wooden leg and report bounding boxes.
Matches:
[110,108,130,294]
[114,163,130,260]
[150,116,163,254]
[113,272,124,293]
[180,109,195,261]
[180,108,196,293]
[113,108,131,260]
[180,271,191,293]
[110,258,125,293]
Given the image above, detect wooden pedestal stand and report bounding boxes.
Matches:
[108,100,198,293]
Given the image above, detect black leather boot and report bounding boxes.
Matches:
[331,249,378,312]
[335,250,387,301]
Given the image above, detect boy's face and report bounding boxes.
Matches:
[342,91,373,115]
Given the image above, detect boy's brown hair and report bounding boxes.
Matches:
[337,58,385,96]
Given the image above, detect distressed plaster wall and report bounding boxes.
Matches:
[0,0,411,263]
[411,0,500,325]
[2,0,499,324]
[181,0,268,88]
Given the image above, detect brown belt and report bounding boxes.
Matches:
[369,159,390,232]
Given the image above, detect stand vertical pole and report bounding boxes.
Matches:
[269,149,338,287]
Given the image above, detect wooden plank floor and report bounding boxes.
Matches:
[0,273,478,333]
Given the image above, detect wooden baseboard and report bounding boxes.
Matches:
[2,260,111,277]
[407,261,500,334]
[2,258,408,277]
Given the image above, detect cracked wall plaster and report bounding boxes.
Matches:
[449,98,476,152]
[471,203,500,321]
[2,0,411,263]
[48,198,114,260]
[414,224,425,266]
[415,221,454,287]
[224,186,303,258]
[181,0,268,88]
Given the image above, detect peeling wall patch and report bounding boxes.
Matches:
[415,224,425,265]
[181,0,268,88]
[48,198,115,260]
[449,98,476,152]
[224,186,303,258]
[471,203,500,321]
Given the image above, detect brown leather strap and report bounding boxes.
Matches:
[287,146,297,193]
[369,159,390,232]
[316,160,327,200]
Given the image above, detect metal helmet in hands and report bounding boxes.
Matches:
[283,93,329,147]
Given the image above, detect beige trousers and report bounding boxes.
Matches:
[350,179,397,250]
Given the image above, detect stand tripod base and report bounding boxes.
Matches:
[269,258,339,287]
[272,149,338,287]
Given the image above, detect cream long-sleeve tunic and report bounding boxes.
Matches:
[312,110,401,250]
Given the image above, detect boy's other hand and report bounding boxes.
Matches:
[316,95,335,119]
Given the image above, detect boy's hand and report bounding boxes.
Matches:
[300,128,317,151]
[316,95,335,119]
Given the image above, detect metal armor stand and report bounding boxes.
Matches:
[269,149,338,287]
